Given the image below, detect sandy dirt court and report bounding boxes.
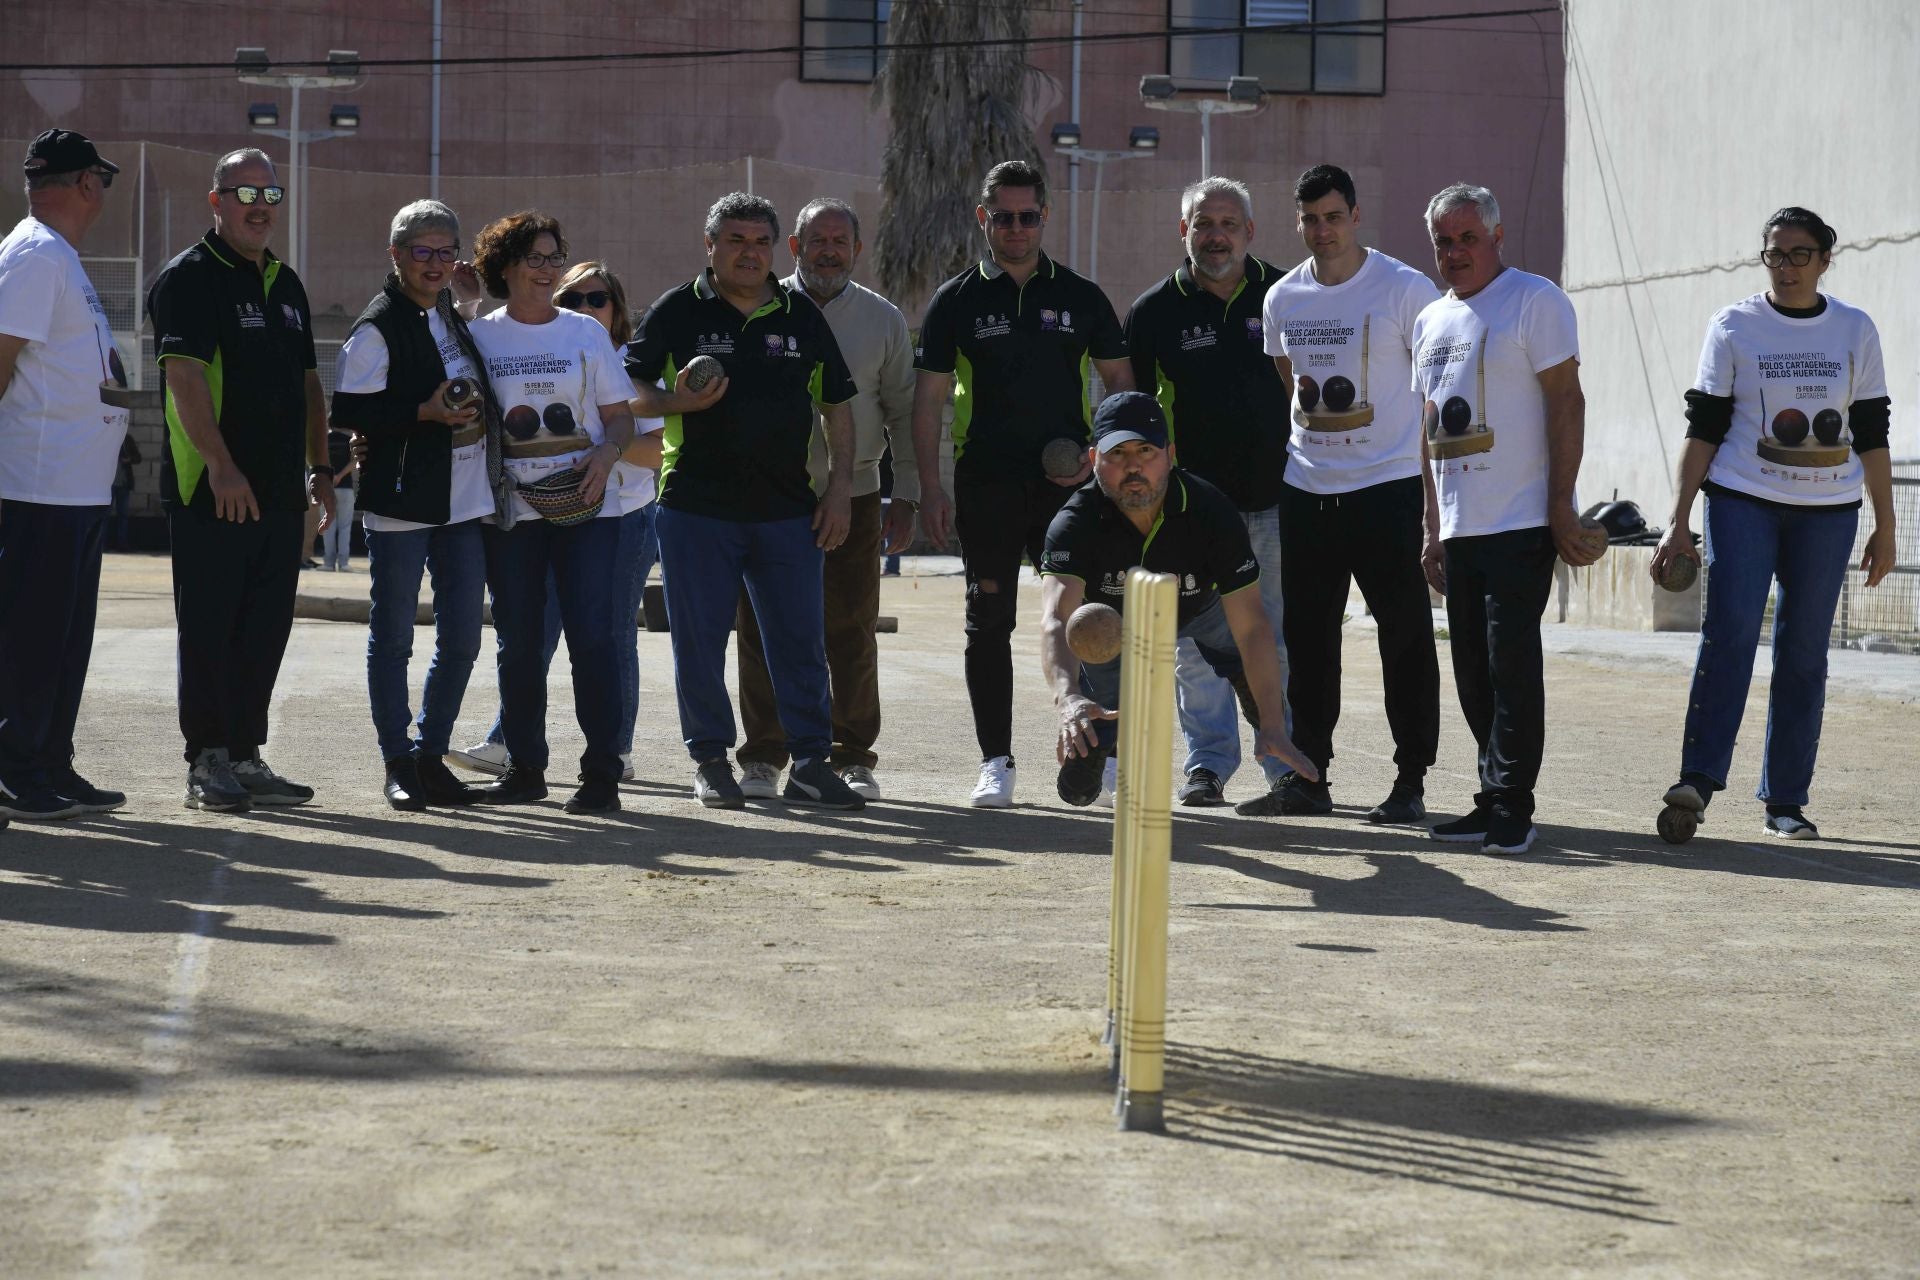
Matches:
[2,553,1916,1278]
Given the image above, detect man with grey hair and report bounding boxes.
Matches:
[731,196,917,800]
[1410,180,1600,854]
[1122,173,1290,810]
[628,191,866,811]
[146,145,332,811]
[0,129,129,822]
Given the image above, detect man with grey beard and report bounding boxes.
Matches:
[732,197,917,801]
[1034,391,1313,808]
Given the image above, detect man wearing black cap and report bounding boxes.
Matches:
[0,129,129,822]
[1036,392,1314,806]
[146,147,333,812]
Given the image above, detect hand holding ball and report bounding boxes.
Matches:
[1657,552,1699,593]
[684,355,725,393]
[1065,603,1123,665]
[1572,515,1610,561]
[1041,437,1087,480]
[443,378,480,413]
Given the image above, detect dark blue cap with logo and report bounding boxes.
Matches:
[23,129,119,178]
[1091,390,1169,452]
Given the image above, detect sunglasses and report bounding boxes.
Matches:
[405,245,460,263]
[91,168,115,189]
[521,251,567,269]
[216,184,285,206]
[1760,246,1819,268]
[557,289,611,310]
[987,209,1044,229]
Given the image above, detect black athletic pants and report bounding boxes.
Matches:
[0,501,106,780]
[1278,476,1439,783]
[169,504,304,762]
[1441,525,1556,821]
[954,464,1074,762]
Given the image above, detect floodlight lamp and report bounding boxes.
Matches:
[1227,76,1263,105]
[1051,122,1083,149]
[1128,126,1161,151]
[329,104,361,130]
[235,47,269,75]
[247,102,280,128]
[327,50,360,77]
[1139,75,1177,100]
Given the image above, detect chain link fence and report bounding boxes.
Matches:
[1760,467,1920,654]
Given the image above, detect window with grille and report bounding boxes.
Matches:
[1169,0,1386,95]
[801,0,890,83]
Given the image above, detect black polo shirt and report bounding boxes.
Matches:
[146,229,316,511]
[1038,469,1259,627]
[915,252,1126,477]
[1125,256,1287,512]
[628,270,856,522]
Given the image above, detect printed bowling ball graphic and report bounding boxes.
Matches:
[1813,408,1844,446]
[1296,375,1320,412]
[1771,408,1809,446]
[503,405,541,439]
[1422,400,1440,437]
[1323,375,1356,413]
[1440,396,1473,436]
[543,402,579,435]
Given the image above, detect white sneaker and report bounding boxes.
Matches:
[1094,756,1117,809]
[619,753,634,782]
[970,756,1016,808]
[447,739,509,777]
[838,764,882,801]
[740,761,781,799]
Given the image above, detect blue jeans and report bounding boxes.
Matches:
[482,516,623,780]
[1174,504,1289,785]
[322,488,356,568]
[1681,490,1858,806]
[655,506,831,763]
[613,504,660,756]
[365,520,485,764]
[1084,600,1245,754]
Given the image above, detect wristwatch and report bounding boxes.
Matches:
[308,464,337,481]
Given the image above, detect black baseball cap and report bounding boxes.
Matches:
[23,129,119,178]
[1091,391,1169,452]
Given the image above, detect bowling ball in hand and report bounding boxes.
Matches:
[1440,396,1473,436]
[1296,375,1320,412]
[504,405,541,439]
[1324,375,1356,412]
[1812,408,1844,446]
[1041,437,1087,480]
[1771,408,1809,446]
[543,402,579,435]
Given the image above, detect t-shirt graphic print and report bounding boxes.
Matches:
[1420,327,1493,461]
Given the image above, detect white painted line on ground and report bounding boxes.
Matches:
[1741,843,1914,890]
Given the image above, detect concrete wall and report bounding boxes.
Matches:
[1563,0,1920,520]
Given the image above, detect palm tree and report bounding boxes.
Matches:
[873,0,1046,312]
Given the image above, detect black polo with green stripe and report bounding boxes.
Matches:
[1039,469,1260,628]
[628,269,855,522]
[146,228,317,511]
[914,252,1126,478]
[1123,255,1287,512]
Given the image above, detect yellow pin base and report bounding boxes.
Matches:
[1429,430,1495,460]
[1292,404,1375,431]
[1758,439,1850,467]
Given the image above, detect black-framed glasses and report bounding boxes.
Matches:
[987,209,1044,229]
[1760,246,1818,268]
[216,184,285,206]
[557,289,611,310]
[521,251,567,268]
[405,245,460,263]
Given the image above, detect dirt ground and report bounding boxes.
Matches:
[2,553,1916,1278]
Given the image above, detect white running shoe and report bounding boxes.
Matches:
[970,756,1016,808]
[619,753,635,782]
[447,740,510,777]
[1094,756,1117,809]
[838,764,882,801]
[740,761,781,799]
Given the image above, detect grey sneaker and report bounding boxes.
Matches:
[837,764,882,801]
[784,758,866,811]
[739,761,781,799]
[231,755,314,806]
[185,750,251,812]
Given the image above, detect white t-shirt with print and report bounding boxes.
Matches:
[1696,293,1887,507]
[334,309,494,532]
[469,308,634,522]
[1264,249,1440,495]
[0,217,131,504]
[609,342,665,511]
[1410,267,1579,540]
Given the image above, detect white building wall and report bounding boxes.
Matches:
[1562,0,1920,521]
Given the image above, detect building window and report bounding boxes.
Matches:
[801,0,890,83]
[1169,0,1386,95]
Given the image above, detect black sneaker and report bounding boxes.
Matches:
[783,758,865,811]
[1764,806,1819,840]
[1176,768,1226,807]
[565,772,621,814]
[413,754,480,806]
[1057,744,1113,807]
[185,751,251,813]
[0,773,83,821]
[1366,781,1426,824]
[1234,771,1331,816]
[1482,804,1538,854]
[49,766,126,814]
[384,756,428,812]
[694,759,745,809]
[1428,805,1491,844]
[477,765,547,805]
[231,755,314,806]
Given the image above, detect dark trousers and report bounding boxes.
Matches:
[169,504,303,762]
[955,465,1074,762]
[1442,526,1556,820]
[736,490,884,769]
[1278,477,1439,782]
[0,501,107,778]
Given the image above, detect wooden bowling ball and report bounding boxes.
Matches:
[1440,396,1473,435]
[1041,437,1087,479]
[1658,552,1698,593]
[684,354,724,391]
[1573,515,1609,560]
[1657,805,1698,845]
[1296,375,1320,412]
[503,405,541,439]
[443,378,480,412]
[1323,375,1356,412]
[1812,408,1844,446]
[1771,408,1809,446]
[543,402,579,434]
[1066,602,1124,665]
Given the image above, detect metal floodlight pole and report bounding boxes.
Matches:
[1052,145,1152,283]
[239,50,361,281]
[1139,77,1265,181]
